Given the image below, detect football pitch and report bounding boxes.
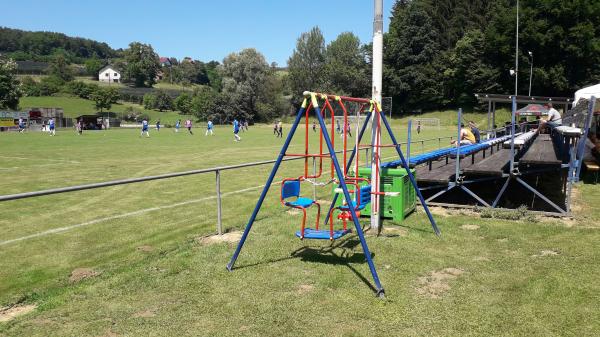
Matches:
[1,124,599,336]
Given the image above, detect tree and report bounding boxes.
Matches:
[324,32,370,97]
[384,1,444,110]
[84,58,104,77]
[48,53,74,82]
[91,87,119,112]
[143,93,157,110]
[154,90,173,111]
[447,30,501,106]
[90,87,120,113]
[190,86,217,120]
[124,42,160,87]
[220,48,271,121]
[174,92,193,115]
[287,27,327,104]
[0,58,22,109]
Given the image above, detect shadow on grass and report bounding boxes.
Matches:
[233,237,378,294]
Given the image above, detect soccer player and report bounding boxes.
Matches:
[273,122,278,136]
[233,119,241,141]
[277,121,283,138]
[48,118,56,136]
[175,119,180,133]
[156,120,161,132]
[141,118,150,137]
[206,120,214,136]
[76,118,83,135]
[18,117,25,133]
[185,119,193,135]
[312,121,316,132]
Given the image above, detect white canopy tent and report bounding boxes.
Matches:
[574,83,600,106]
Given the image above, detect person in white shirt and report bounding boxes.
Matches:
[539,103,562,133]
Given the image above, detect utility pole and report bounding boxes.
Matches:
[370,0,383,230]
[514,0,519,96]
[528,51,533,96]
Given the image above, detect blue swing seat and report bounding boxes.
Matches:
[285,197,315,208]
[295,228,351,240]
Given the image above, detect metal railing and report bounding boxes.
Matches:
[0,135,457,235]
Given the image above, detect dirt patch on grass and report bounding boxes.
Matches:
[0,304,37,322]
[416,268,464,299]
[316,199,332,205]
[196,231,242,246]
[532,249,560,257]
[497,238,508,243]
[382,226,409,237]
[460,224,480,230]
[132,309,156,318]
[99,328,118,337]
[136,245,154,252]
[297,284,314,294]
[69,268,100,283]
[286,209,301,215]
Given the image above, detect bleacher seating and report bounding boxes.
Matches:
[381,135,515,169]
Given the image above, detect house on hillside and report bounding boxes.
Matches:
[98,65,121,83]
[159,57,171,67]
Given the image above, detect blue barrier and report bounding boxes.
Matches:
[381,135,514,169]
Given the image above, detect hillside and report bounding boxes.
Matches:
[0,26,120,63]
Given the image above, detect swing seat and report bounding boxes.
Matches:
[285,197,316,208]
[295,228,351,240]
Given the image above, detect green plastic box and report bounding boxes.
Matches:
[332,167,416,222]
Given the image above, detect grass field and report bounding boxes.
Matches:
[1,122,599,336]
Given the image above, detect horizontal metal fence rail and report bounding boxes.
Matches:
[0,135,455,235]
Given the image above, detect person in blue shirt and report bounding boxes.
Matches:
[175,119,180,133]
[156,120,161,132]
[233,119,241,141]
[206,120,214,136]
[468,121,481,143]
[48,118,56,136]
[141,119,150,137]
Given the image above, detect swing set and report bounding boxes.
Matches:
[227,91,440,297]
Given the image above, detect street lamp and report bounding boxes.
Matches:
[528,51,533,96]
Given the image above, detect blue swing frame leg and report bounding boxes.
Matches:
[324,110,372,227]
[378,111,441,237]
[227,106,305,271]
[314,104,385,297]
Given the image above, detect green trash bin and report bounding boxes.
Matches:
[355,167,416,222]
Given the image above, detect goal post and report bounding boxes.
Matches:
[412,118,440,130]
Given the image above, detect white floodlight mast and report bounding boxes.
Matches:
[370,0,383,229]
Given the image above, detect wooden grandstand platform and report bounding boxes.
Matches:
[463,149,510,176]
[519,134,561,166]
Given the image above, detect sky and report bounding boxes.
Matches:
[2,0,395,65]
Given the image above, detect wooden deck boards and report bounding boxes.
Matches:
[519,134,561,166]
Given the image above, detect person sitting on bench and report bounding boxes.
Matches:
[538,103,562,133]
[451,123,476,146]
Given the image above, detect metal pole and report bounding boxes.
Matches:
[528,52,533,96]
[456,108,462,182]
[216,170,222,235]
[509,96,517,173]
[370,0,384,230]
[407,120,412,164]
[312,156,317,201]
[515,0,519,96]
[314,101,385,297]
